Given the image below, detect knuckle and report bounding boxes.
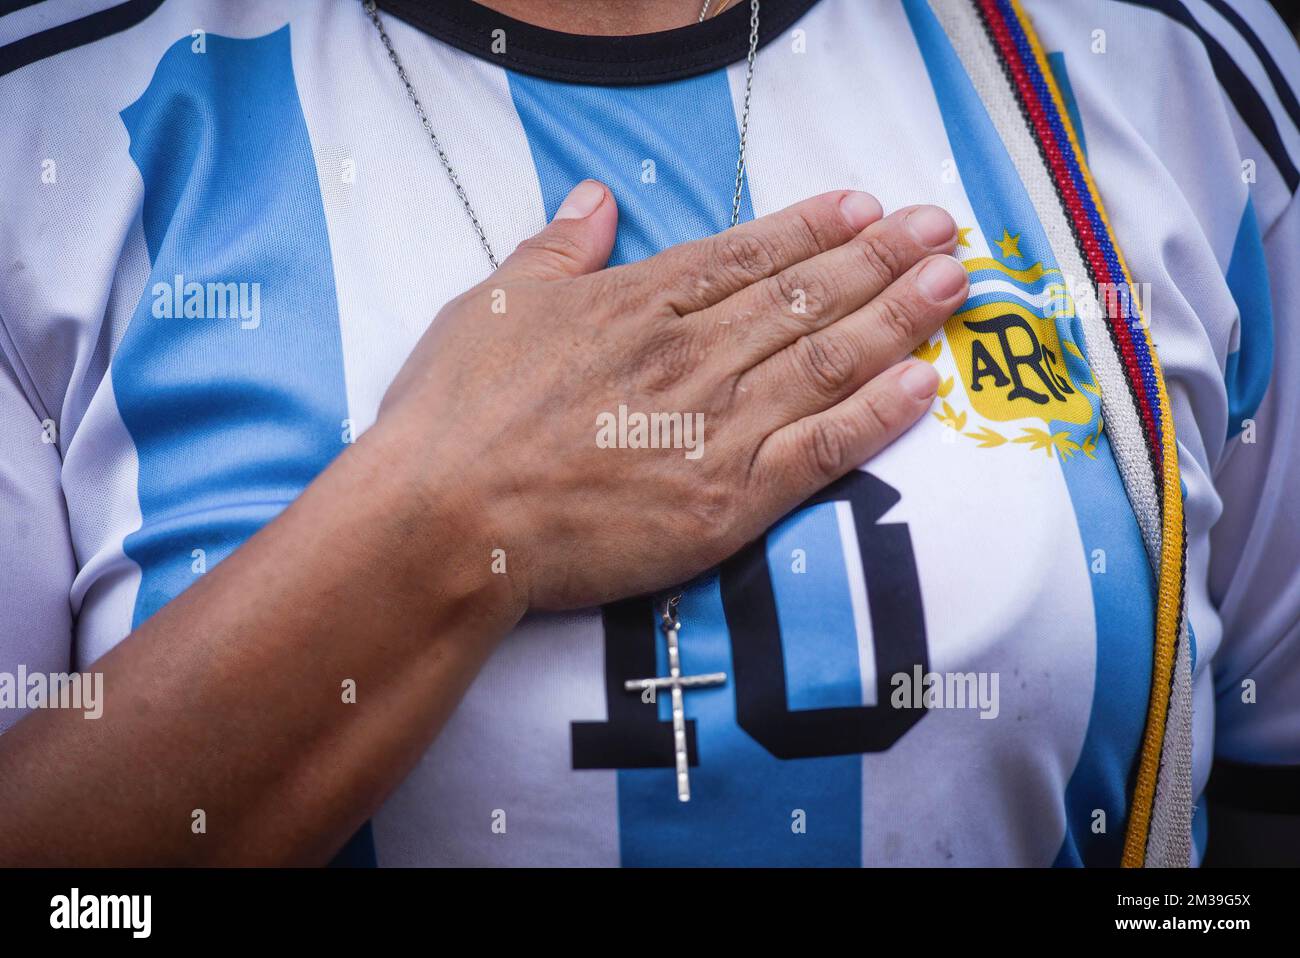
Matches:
[712,231,781,285]
[796,332,858,397]
[807,418,850,478]
[872,295,922,345]
[855,388,893,439]
[855,231,909,283]
[606,260,683,319]
[768,265,838,321]
[789,209,825,254]
[652,282,696,320]
[655,247,724,311]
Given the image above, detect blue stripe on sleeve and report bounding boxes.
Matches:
[1223,197,1274,437]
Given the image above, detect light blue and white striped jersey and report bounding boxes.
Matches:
[1,0,1296,865]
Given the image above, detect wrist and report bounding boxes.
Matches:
[352,416,530,634]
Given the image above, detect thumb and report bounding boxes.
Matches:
[497,179,618,282]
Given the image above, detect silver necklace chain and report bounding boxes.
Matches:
[362,0,760,272]
[363,0,502,268]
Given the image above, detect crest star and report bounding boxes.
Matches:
[956,226,973,248]
[995,229,1022,259]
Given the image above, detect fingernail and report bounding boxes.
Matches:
[839,191,883,231]
[554,180,605,220]
[917,255,968,301]
[900,360,940,400]
[906,205,957,247]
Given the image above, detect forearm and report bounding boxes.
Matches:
[0,420,522,866]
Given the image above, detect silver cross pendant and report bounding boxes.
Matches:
[623,595,727,802]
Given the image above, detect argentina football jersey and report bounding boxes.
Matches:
[0,0,1296,867]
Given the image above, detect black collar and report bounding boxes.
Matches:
[375,0,822,86]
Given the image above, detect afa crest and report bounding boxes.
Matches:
[915,233,1103,461]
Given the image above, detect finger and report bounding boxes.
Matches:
[701,204,958,369]
[740,253,968,425]
[751,359,940,503]
[648,190,884,314]
[496,179,619,282]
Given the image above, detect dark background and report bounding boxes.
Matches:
[1268,0,1299,36]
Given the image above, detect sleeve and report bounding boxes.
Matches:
[0,326,77,734]
[1196,1,1300,812]
[1208,186,1300,770]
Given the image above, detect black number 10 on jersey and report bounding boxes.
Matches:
[571,470,931,769]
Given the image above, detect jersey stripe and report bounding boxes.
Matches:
[1113,0,1299,192]
[1223,197,1275,434]
[112,26,366,863]
[1201,0,1300,135]
[907,0,1155,867]
[0,0,163,78]
[0,1,44,16]
[507,66,871,865]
